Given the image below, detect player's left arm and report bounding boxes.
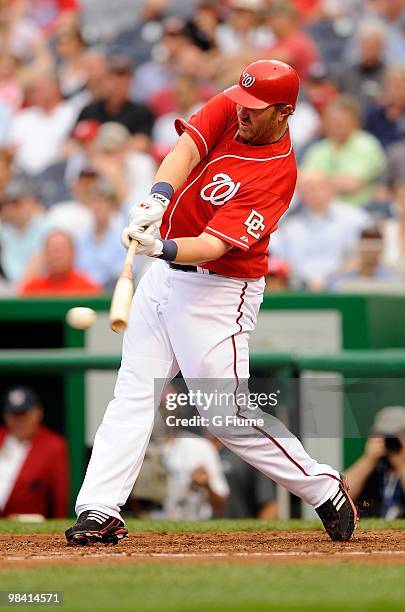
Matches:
[172,232,232,264]
[132,226,231,264]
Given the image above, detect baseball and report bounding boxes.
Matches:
[66,307,97,330]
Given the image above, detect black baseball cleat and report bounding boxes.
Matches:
[65,510,128,546]
[315,479,358,542]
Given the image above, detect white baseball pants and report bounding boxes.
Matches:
[76,260,340,519]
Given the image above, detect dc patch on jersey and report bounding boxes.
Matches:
[200,173,241,205]
[244,210,265,239]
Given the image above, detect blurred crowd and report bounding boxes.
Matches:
[0,0,404,295]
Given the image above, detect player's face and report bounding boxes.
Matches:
[236,104,285,144]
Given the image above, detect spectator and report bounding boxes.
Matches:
[19,230,101,296]
[0,177,49,283]
[337,20,387,110]
[382,181,405,277]
[301,95,385,206]
[346,406,405,519]
[304,62,339,116]
[154,388,229,520]
[64,118,101,185]
[127,442,168,518]
[331,226,398,290]
[76,54,155,149]
[0,54,23,112]
[131,16,204,105]
[76,179,125,289]
[89,122,156,207]
[183,1,220,52]
[54,21,88,100]
[346,0,405,66]
[73,49,109,112]
[152,74,203,154]
[306,2,353,76]
[0,386,69,518]
[270,169,370,290]
[0,0,51,69]
[264,1,320,81]
[108,0,167,64]
[379,140,405,194]
[216,0,271,56]
[8,71,77,176]
[161,430,229,519]
[364,64,405,149]
[47,167,97,239]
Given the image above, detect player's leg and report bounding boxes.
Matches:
[163,270,356,540]
[67,262,178,543]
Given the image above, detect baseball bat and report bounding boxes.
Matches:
[109,239,138,334]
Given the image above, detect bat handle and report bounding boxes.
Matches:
[122,239,138,279]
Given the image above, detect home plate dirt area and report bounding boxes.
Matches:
[2,530,405,568]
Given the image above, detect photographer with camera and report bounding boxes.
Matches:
[346,406,405,519]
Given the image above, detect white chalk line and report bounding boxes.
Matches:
[4,550,405,562]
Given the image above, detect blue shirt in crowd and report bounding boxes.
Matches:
[75,220,125,289]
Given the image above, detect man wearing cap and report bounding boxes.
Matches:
[346,406,405,519]
[67,60,357,545]
[0,387,69,518]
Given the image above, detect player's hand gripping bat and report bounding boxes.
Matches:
[109,239,138,333]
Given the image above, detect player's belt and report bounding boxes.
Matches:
[168,263,218,275]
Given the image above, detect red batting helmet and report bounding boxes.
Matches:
[224,60,299,110]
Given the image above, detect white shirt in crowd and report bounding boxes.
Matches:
[8,102,77,176]
[46,200,94,239]
[0,434,30,512]
[125,152,157,206]
[289,102,321,159]
[161,434,230,520]
[152,105,202,151]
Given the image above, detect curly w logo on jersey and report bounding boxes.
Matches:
[200,173,241,205]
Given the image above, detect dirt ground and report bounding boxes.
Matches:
[1,530,405,568]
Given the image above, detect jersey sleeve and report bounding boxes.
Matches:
[204,189,288,251]
[174,93,236,159]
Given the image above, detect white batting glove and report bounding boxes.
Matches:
[128,193,170,230]
[122,225,164,258]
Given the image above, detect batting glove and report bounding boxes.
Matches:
[121,224,164,257]
[130,192,170,228]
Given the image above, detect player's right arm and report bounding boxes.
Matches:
[122,94,235,247]
[122,133,201,247]
[154,132,201,192]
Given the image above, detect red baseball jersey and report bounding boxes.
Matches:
[160,92,297,278]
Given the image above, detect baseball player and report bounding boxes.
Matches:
[66,60,357,545]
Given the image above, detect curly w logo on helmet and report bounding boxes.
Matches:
[200,173,241,205]
[241,72,255,88]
